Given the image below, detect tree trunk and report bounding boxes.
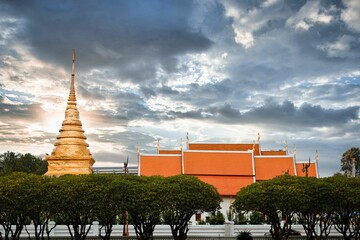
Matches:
[170,222,189,240]
[99,223,113,240]
[134,222,155,240]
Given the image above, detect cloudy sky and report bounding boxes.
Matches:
[0,0,359,177]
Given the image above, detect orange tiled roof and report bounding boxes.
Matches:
[195,175,254,196]
[140,155,182,177]
[159,149,182,154]
[261,150,287,156]
[188,143,260,155]
[255,156,296,181]
[183,151,254,176]
[139,141,319,197]
[296,162,317,177]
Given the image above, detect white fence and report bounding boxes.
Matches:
[0,222,344,238]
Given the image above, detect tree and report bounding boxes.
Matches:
[347,177,360,239]
[341,147,360,176]
[22,175,57,240]
[0,173,43,240]
[162,175,221,240]
[53,175,98,240]
[126,175,165,240]
[295,177,333,240]
[91,174,129,240]
[233,176,305,240]
[324,176,360,240]
[0,151,47,176]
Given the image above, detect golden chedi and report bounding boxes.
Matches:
[45,50,95,176]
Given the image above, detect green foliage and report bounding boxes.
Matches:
[0,173,51,240]
[197,220,207,225]
[322,176,360,240]
[236,230,253,240]
[23,174,57,240]
[340,147,360,176]
[53,175,98,240]
[233,175,308,240]
[162,175,221,240]
[249,211,264,224]
[125,175,165,240]
[235,212,248,225]
[233,176,360,240]
[88,174,126,240]
[13,173,360,240]
[206,211,225,225]
[333,172,345,177]
[0,173,221,240]
[0,151,47,176]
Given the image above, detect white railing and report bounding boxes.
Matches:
[0,222,345,238]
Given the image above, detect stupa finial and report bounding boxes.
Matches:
[68,49,76,102]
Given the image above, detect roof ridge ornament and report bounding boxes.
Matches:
[136,143,140,154]
[257,132,261,155]
[157,139,160,154]
[186,132,189,149]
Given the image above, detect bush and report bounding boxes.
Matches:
[235,212,248,225]
[197,219,206,225]
[206,210,225,225]
[236,230,253,240]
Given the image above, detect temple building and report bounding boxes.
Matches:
[45,50,95,176]
[139,134,319,219]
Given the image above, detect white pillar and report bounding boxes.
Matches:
[224,221,234,237]
[92,221,99,237]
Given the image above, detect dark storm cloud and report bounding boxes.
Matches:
[220,0,360,93]
[157,86,181,96]
[308,83,360,103]
[163,100,359,129]
[139,86,157,98]
[113,91,158,121]
[242,100,359,127]
[142,80,236,108]
[77,84,106,100]
[80,90,159,124]
[0,99,44,121]
[88,130,156,147]
[92,151,128,164]
[2,0,212,82]
[0,98,54,144]
[140,85,181,99]
[115,101,155,122]
[186,81,235,107]
[168,109,203,120]
[89,130,157,164]
[234,0,308,11]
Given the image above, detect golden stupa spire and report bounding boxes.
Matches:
[45,50,95,176]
